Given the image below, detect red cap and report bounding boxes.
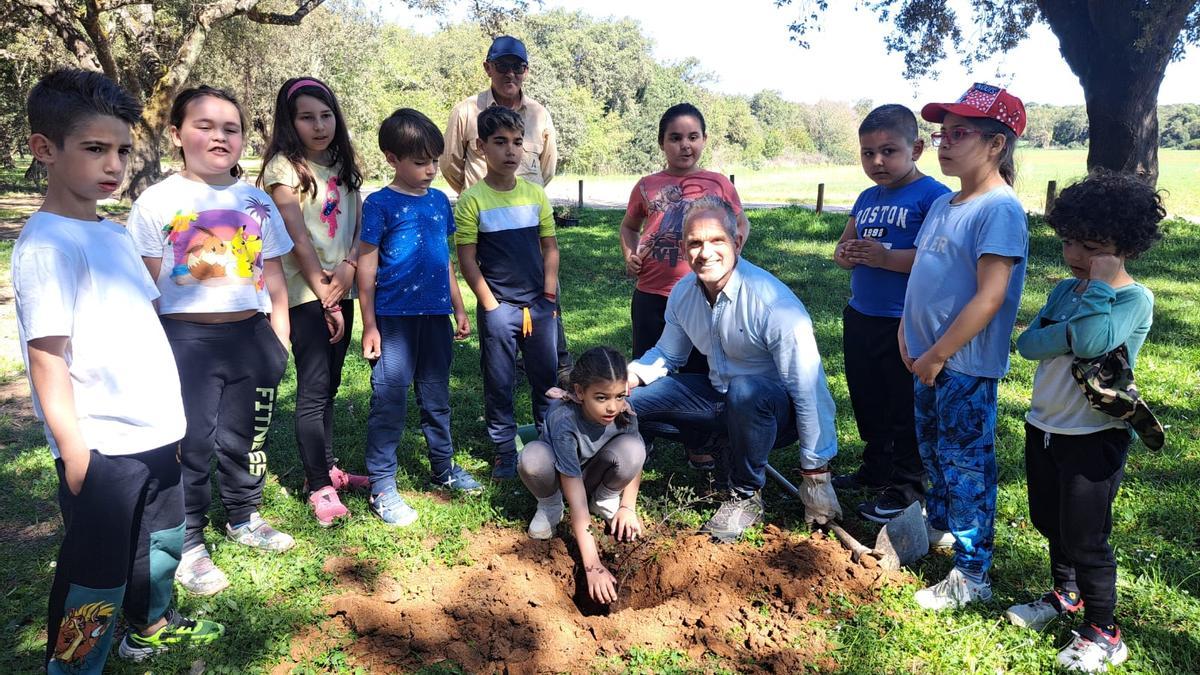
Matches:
[921,83,1026,137]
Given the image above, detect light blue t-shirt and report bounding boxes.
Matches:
[360,187,455,316]
[849,176,951,317]
[902,185,1028,379]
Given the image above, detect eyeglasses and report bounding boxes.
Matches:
[930,128,985,147]
[490,61,528,74]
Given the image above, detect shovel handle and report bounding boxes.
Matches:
[764,464,875,565]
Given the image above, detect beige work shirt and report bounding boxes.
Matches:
[440,89,557,194]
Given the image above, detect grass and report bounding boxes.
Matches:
[1,208,1198,673]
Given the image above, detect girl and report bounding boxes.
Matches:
[516,347,646,605]
[1008,171,1162,673]
[128,86,295,597]
[259,77,368,527]
[900,83,1029,610]
[618,103,749,470]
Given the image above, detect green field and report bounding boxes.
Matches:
[557,148,1200,218]
[2,206,1198,673]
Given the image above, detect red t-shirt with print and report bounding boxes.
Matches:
[625,170,743,296]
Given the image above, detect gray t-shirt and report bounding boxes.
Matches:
[540,398,640,477]
[903,185,1028,379]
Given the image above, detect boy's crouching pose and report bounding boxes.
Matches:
[13,69,223,674]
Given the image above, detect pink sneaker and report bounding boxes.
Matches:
[329,465,369,491]
[308,485,350,527]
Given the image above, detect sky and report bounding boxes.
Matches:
[389,0,1200,106]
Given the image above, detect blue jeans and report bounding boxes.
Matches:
[478,298,559,456]
[628,373,797,495]
[365,315,454,493]
[914,368,998,581]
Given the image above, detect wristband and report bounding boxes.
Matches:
[799,464,830,476]
[325,304,342,313]
[543,292,557,302]
[618,505,635,514]
[341,258,358,269]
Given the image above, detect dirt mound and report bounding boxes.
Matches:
[321,523,901,673]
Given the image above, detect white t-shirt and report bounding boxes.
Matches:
[12,212,186,458]
[127,174,294,314]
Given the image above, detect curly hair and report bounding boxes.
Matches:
[1047,169,1165,258]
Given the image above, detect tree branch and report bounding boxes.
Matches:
[13,0,102,71]
[82,0,120,78]
[92,0,148,9]
[245,0,327,25]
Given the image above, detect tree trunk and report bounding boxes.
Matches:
[1038,0,1195,186]
[124,120,165,200]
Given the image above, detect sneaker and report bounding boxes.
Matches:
[370,487,418,526]
[927,524,956,550]
[914,567,993,610]
[1057,623,1129,672]
[832,470,888,491]
[117,609,224,661]
[528,495,564,540]
[431,465,484,493]
[308,485,350,527]
[329,465,370,491]
[588,486,621,521]
[492,452,518,480]
[174,552,230,596]
[1006,590,1083,630]
[857,492,914,524]
[699,491,765,543]
[226,512,295,552]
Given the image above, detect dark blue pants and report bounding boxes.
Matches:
[47,443,184,674]
[365,315,455,493]
[628,373,797,495]
[478,299,558,456]
[914,368,998,581]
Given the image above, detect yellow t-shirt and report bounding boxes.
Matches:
[261,156,358,307]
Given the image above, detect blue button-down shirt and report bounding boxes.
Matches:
[628,259,838,469]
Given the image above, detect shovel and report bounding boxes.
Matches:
[764,464,928,571]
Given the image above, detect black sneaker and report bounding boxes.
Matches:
[832,470,887,491]
[699,491,764,543]
[857,492,915,523]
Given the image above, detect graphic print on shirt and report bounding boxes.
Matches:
[162,197,272,290]
[320,175,342,238]
[639,184,688,268]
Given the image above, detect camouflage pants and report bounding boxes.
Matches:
[914,368,998,581]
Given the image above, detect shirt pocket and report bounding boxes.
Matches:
[522,137,544,176]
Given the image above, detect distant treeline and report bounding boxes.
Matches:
[3,3,1198,181]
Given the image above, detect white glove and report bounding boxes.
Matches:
[800,471,842,525]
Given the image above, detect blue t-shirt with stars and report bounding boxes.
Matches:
[361,186,455,316]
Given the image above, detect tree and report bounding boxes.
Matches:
[777,0,1200,184]
[6,0,518,198]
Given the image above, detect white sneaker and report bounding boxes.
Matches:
[588,486,621,521]
[175,549,230,596]
[927,524,955,550]
[914,567,993,610]
[1006,591,1082,630]
[1057,625,1128,672]
[528,493,564,540]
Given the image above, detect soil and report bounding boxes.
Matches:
[309,523,903,674]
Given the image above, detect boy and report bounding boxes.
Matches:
[358,108,479,526]
[455,106,560,479]
[832,104,950,522]
[13,69,223,674]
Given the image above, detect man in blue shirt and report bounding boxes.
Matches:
[626,196,842,542]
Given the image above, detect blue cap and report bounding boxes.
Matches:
[486,36,528,62]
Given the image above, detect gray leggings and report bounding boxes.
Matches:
[517,435,646,498]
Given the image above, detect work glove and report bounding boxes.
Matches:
[800,470,842,525]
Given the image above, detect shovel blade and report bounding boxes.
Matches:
[873,501,929,571]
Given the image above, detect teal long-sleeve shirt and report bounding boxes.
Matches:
[1016,278,1153,434]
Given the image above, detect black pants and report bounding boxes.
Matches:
[161,314,288,552]
[842,306,924,504]
[1025,422,1130,627]
[631,288,707,375]
[289,300,353,491]
[47,444,183,674]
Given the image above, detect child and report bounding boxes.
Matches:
[831,104,950,523]
[358,108,477,526]
[901,83,1029,609]
[259,76,369,527]
[1007,171,1163,673]
[517,346,646,604]
[128,85,295,596]
[618,103,749,469]
[14,68,223,673]
[455,106,560,480]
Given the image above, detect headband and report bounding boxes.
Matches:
[287,79,330,100]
